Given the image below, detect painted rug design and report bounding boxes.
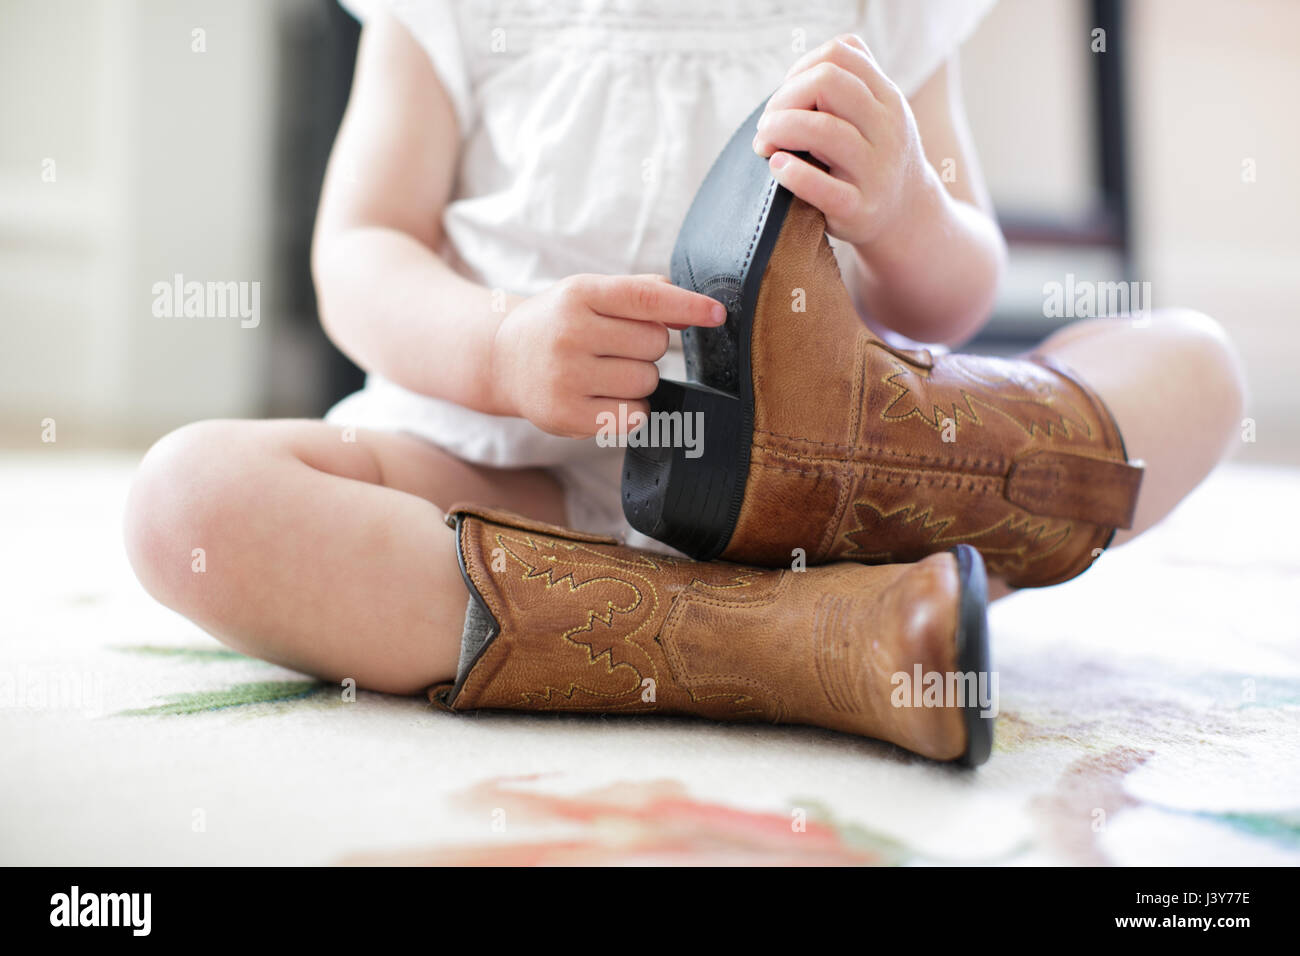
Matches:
[1,456,1297,865]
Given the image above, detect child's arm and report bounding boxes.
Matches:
[312,12,723,436]
[753,35,1006,346]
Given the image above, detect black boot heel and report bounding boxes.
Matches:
[622,378,747,560]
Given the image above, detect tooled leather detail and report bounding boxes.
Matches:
[501,534,659,707]
[748,358,1114,577]
[752,431,1009,471]
[657,574,795,721]
[835,353,1116,576]
[840,499,1073,576]
[749,354,1101,468]
[512,535,661,704]
[453,528,655,709]
[811,592,863,714]
[877,354,1098,442]
[466,525,768,714]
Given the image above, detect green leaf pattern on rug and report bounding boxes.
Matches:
[1202,810,1300,848]
[114,644,255,663]
[112,645,327,715]
[118,680,326,716]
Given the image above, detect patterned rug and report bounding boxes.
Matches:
[2,453,1297,865]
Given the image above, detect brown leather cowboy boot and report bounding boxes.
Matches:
[430,504,994,766]
[623,101,1143,588]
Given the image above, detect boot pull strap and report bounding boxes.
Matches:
[1004,450,1144,530]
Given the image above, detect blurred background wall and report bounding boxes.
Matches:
[2,0,1296,461]
[962,0,1300,462]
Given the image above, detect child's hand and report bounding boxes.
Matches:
[491,274,726,438]
[753,34,931,248]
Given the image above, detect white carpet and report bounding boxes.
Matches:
[2,452,1297,865]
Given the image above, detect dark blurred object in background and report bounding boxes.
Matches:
[267,0,364,415]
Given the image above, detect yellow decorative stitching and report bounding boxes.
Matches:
[841,499,1074,566]
[488,530,761,712]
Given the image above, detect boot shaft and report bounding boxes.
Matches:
[728,198,1143,586]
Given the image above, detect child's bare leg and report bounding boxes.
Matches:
[988,308,1245,599]
[124,420,567,693]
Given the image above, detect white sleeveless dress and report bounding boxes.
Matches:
[327,0,996,548]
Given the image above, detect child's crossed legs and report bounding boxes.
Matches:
[124,309,1244,690]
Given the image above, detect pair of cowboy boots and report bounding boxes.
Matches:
[432,102,1143,767]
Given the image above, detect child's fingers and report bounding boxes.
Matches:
[584,356,661,400]
[768,152,860,222]
[779,34,896,108]
[754,108,871,182]
[586,275,726,327]
[643,274,697,330]
[583,397,650,437]
[590,314,671,361]
[618,273,712,332]
[762,63,879,144]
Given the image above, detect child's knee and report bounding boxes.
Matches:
[123,420,247,613]
[1160,309,1247,436]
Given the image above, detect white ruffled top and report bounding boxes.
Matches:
[330,0,996,467]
